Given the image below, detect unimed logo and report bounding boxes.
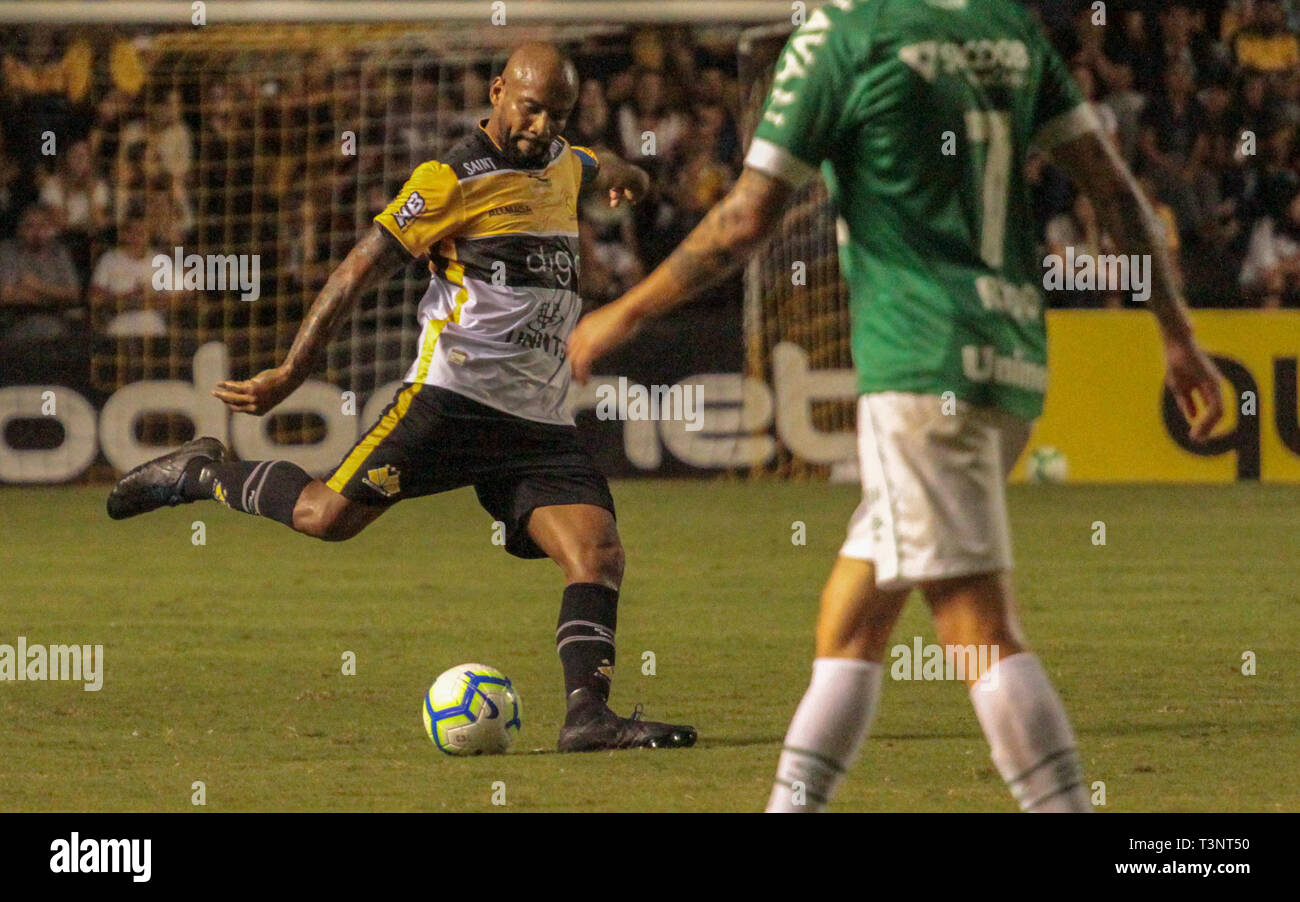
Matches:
[50,833,151,882]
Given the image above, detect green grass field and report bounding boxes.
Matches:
[1,481,1296,812]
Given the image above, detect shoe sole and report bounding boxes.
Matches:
[557,727,698,753]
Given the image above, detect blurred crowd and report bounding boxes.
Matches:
[1033,0,1300,307]
[2,1,1300,365]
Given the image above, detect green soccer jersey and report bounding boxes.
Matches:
[747,0,1099,420]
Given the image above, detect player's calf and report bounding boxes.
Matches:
[290,481,384,541]
[768,558,904,813]
[922,571,1091,813]
[922,570,1027,683]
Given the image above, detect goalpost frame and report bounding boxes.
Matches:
[0,1,798,25]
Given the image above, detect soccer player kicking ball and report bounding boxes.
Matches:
[570,0,1223,808]
[107,43,696,753]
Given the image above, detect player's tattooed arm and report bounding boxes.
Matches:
[282,224,409,378]
[1050,131,1224,440]
[631,166,790,317]
[1050,133,1188,338]
[567,167,790,382]
[212,224,410,415]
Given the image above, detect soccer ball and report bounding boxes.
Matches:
[1027,446,1068,483]
[422,663,522,756]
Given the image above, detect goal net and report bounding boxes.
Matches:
[82,21,622,445]
[738,23,854,480]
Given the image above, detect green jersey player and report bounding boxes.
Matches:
[570,0,1222,811]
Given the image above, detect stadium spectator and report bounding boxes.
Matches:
[0,123,21,240]
[40,137,110,238]
[0,14,1290,319]
[148,88,194,208]
[615,67,688,171]
[690,66,740,166]
[1157,4,1213,84]
[113,139,149,231]
[570,78,613,149]
[285,188,334,292]
[1233,0,1300,74]
[1072,63,1119,146]
[578,189,644,307]
[143,170,194,248]
[1045,192,1121,308]
[1240,176,1300,307]
[1095,58,1147,164]
[1138,60,1214,237]
[1103,7,1163,94]
[89,213,169,337]
[0,204,82,342]
[2,31,95,187]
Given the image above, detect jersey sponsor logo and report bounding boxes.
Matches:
[976,275,1043,323]
[453,235,580,291]
[462,157,498,177]
[898,39,1030,87]
[526,244,576,288]
[392,191,426,229]
[961,345,1047,394]
[362,464,401,497]
[485,203,533,216]
[511,296,571,360]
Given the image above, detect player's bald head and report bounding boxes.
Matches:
[501,42,579,102]
[487,42,580,164]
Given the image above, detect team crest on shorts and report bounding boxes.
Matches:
[363,464,401,497]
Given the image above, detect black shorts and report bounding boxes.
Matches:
[325,384,615,559]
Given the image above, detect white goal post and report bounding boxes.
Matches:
[0,1,800,26]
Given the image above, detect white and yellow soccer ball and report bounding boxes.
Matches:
[1027,446,1068,483]
[422,663,522,756]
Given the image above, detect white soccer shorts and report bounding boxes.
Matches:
[840,392,1033,591]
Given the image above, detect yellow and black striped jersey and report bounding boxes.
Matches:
[375,121,601,425]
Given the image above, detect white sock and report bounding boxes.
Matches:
[766,658,882,813]
[969,652,1092,812]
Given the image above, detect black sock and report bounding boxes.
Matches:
[556,582,618,703]
[184,458,313,527]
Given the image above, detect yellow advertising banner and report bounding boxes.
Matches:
[1009,311,1300,483]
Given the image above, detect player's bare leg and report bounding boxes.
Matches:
[527,503,697,752]
[767,556,908,812]
[528,503,624,589]
[814,557,909,659]
[291,480,386,541]
[107,438,384,541]
[922,570,1092,812]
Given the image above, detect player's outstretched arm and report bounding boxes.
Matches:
[1049,132,1225,440]
[212,224,410,415]
[569,166,791,381]
[583,148,651,208]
